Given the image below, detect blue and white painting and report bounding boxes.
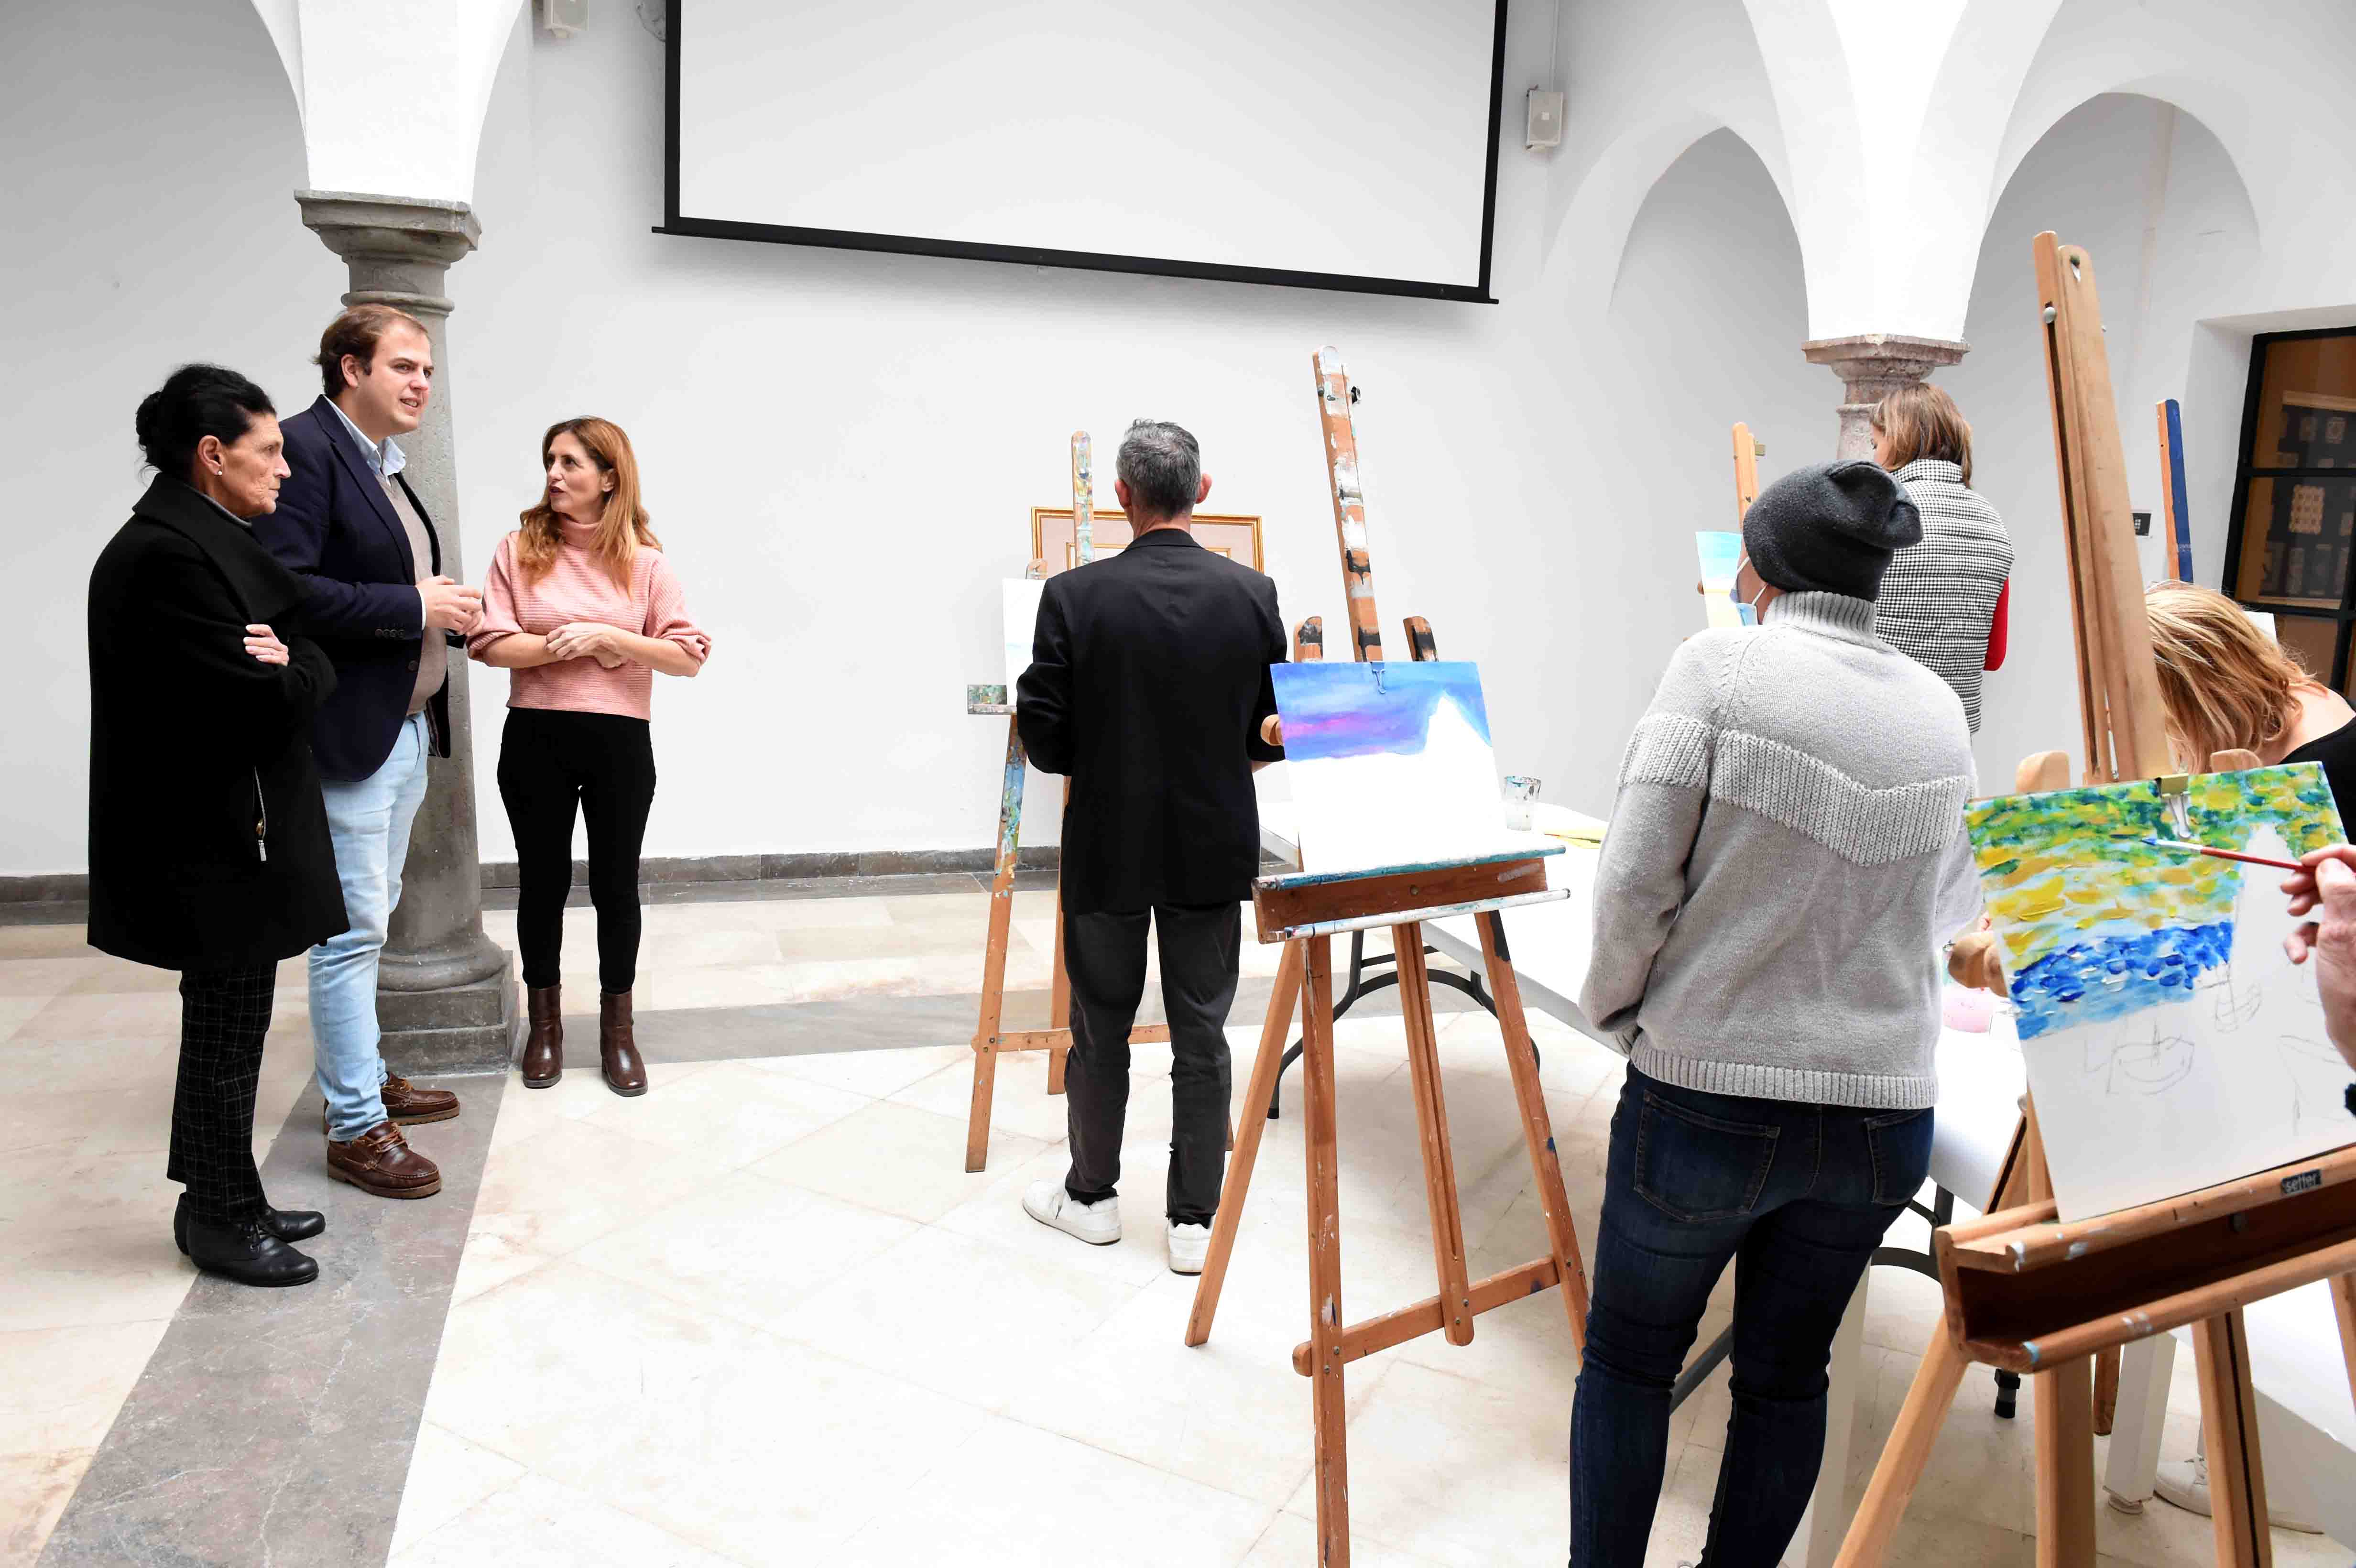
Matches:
[1271,660,1522,874]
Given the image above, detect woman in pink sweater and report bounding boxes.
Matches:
[469,418,710,1097]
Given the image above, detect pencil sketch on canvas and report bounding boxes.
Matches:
[1969,762,2353,1220]
[1271,660,1523,876]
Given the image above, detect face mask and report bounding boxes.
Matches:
[1730,555,1767,627]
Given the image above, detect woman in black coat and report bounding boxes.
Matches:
[88,364,350,1286]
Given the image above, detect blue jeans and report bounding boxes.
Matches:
[311,713,430,1141]
[1570,1067,1933,1567]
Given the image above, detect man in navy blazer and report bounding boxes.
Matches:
[253,305,481,1203]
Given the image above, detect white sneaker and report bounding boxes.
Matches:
[1167,1220,1211,1274]
[1023,1180,1120,1245]
[2155,1452,2322,1533]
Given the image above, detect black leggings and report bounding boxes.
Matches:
[498,708,656,992]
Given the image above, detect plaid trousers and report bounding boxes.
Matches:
[166,964,278,1225]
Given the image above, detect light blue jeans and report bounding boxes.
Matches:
[312,713,431,1141]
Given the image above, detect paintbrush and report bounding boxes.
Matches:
[2140,837,2304,872]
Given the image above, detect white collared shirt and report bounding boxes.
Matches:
[327,398,407,481]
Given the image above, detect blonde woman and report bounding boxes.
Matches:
[470,419,711,1096]
[2146,580,2356,797]
[1871,384,2014,732]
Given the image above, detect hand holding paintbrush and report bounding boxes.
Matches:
[2279,845,2356,1073]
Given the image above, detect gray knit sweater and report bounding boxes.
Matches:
[1581,593,1982,1110]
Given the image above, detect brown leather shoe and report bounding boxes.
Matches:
[521,986,564,1088]
[600,990,646,1097]
[383,1074,459,1125]
[317,1074,460,1133]
[327,1123,443,1199]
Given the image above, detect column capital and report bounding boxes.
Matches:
[1801,333,1969,403]
[295,191,481,317]
[1801,334,1970,460]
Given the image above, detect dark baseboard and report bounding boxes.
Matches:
[475,846,1062,890]
[0,848,1064,905]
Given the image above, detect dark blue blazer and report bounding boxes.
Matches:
[252,395,455,782]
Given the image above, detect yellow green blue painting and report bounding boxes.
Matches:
[1968,762,2354,1218]
[1970,764,2340,1039]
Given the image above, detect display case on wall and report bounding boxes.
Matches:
[2224,328,2356,690]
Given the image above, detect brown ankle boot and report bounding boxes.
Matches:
[600,990,646,1097]
[521,986,564,1088]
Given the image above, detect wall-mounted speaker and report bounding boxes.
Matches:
[1526,89,1564,150]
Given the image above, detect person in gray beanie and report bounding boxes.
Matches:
[1567,459,1980,1566]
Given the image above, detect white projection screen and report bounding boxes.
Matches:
[663,2,1508,301]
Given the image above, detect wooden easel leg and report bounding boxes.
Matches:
[1046,779,1071,1098]
[2032,1356,2099,1567]
[1836,1112,2037,1566]
[2192,1309,2274,1568]
[1186,939,1305,1348]
[1300,935,1353,1567]
[1474,910,1590,1349]
[1832,1330,1971,1568]
[967,718,1027,1173]
[2093,1345,2121,1436]
[2020,1099,2096,1568]
[2333,1274,2356,1412]
[1393,924,1473,1347]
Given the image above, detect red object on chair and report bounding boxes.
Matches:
[1985,579,2009,671]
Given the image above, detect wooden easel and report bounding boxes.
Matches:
[1183,347,1592,1568]
[1835,233,2356,1568]
[1733,420,1765,519]
[963,432,1173,1171]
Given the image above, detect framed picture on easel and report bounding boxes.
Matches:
[1030,507,1263,576]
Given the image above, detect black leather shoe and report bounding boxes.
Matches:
[175,1196,327,1255]
[181,1214,319,1287]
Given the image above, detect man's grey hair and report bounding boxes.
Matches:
[1116,419,1200,521]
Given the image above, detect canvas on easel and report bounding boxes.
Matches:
[1969,763,2352,1220]
[1272,660,1523,875]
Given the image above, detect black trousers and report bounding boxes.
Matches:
[1062,903,1240,1225]
[166,964,277,1225]
[498,708,657,992]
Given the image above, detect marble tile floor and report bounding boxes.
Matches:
[2,896,2347,1567]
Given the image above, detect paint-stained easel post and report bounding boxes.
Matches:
[1314,347,1383,663]
[966,434,1179,1170]
[1185,346,1592,1568]
[966,433,1089,1170]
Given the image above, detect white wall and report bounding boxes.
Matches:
[13,0,2355,879]
[8,0,1828,875]
[3,0,345,875]
[1948,93,2268,788]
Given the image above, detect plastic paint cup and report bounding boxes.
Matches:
[1503,775,1540,831]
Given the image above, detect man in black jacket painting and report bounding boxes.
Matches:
[1014,420,1286,1274]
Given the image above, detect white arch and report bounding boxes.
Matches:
[1529,0,1797,323]
[247,0,526,203]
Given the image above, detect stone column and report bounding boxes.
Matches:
[1801,333,1970,458]
[297,190,518,1074]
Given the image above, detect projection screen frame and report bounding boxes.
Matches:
[656,1,1509,304]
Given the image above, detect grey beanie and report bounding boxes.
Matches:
[1742,459,1923,602]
